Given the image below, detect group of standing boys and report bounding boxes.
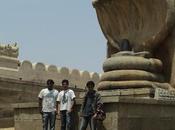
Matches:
[38,79,105,130]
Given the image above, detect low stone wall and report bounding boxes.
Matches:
[0,77,84,128]
[0,57,100,128]
[13,96,175,130]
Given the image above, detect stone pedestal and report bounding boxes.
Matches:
[98,51,171,91]
[102,97,175,130]
[13,96,175,130]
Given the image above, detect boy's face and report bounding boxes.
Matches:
[87,85,94,91]
[62,82,68,90]
[48,82,54,90]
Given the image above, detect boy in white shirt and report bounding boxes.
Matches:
[38,79,59,130]
[57,79,76,130]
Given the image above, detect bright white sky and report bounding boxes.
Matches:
[0,0,106,73]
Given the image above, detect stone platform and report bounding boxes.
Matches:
[13,96,175,130]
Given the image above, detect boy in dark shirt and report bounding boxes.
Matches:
[79,81,102,130]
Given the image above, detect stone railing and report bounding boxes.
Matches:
[0,60,100,89]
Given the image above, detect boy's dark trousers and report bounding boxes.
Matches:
[60,110,72,130]
[42,111,56,130]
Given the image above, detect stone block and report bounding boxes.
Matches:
[0,56,19,69]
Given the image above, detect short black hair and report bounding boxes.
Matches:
[47,79,54,85]
[62,79,69,85]
[86,81,95,87]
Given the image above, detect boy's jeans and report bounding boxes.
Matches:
[60,110,72,130]
[42,111,56,130]
[79,116,96,130]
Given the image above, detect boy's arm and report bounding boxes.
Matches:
[57,101,60,115]
[96,93,102,104]
[38,90,43,114]
[94,93,102,113]
[70,98,75,112]
[80,96,85,113]
[38,98,43,114]
[80,92,87,117]
[69,90,76,113]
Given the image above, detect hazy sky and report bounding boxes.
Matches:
[0,0,106,73]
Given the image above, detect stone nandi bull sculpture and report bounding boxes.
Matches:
[92,0,175,91]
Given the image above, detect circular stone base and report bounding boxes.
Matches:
[100,70,164,82]
[103,56,163,73]
[98,80,170,90]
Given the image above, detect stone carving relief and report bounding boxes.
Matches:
[0,43,19,58]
